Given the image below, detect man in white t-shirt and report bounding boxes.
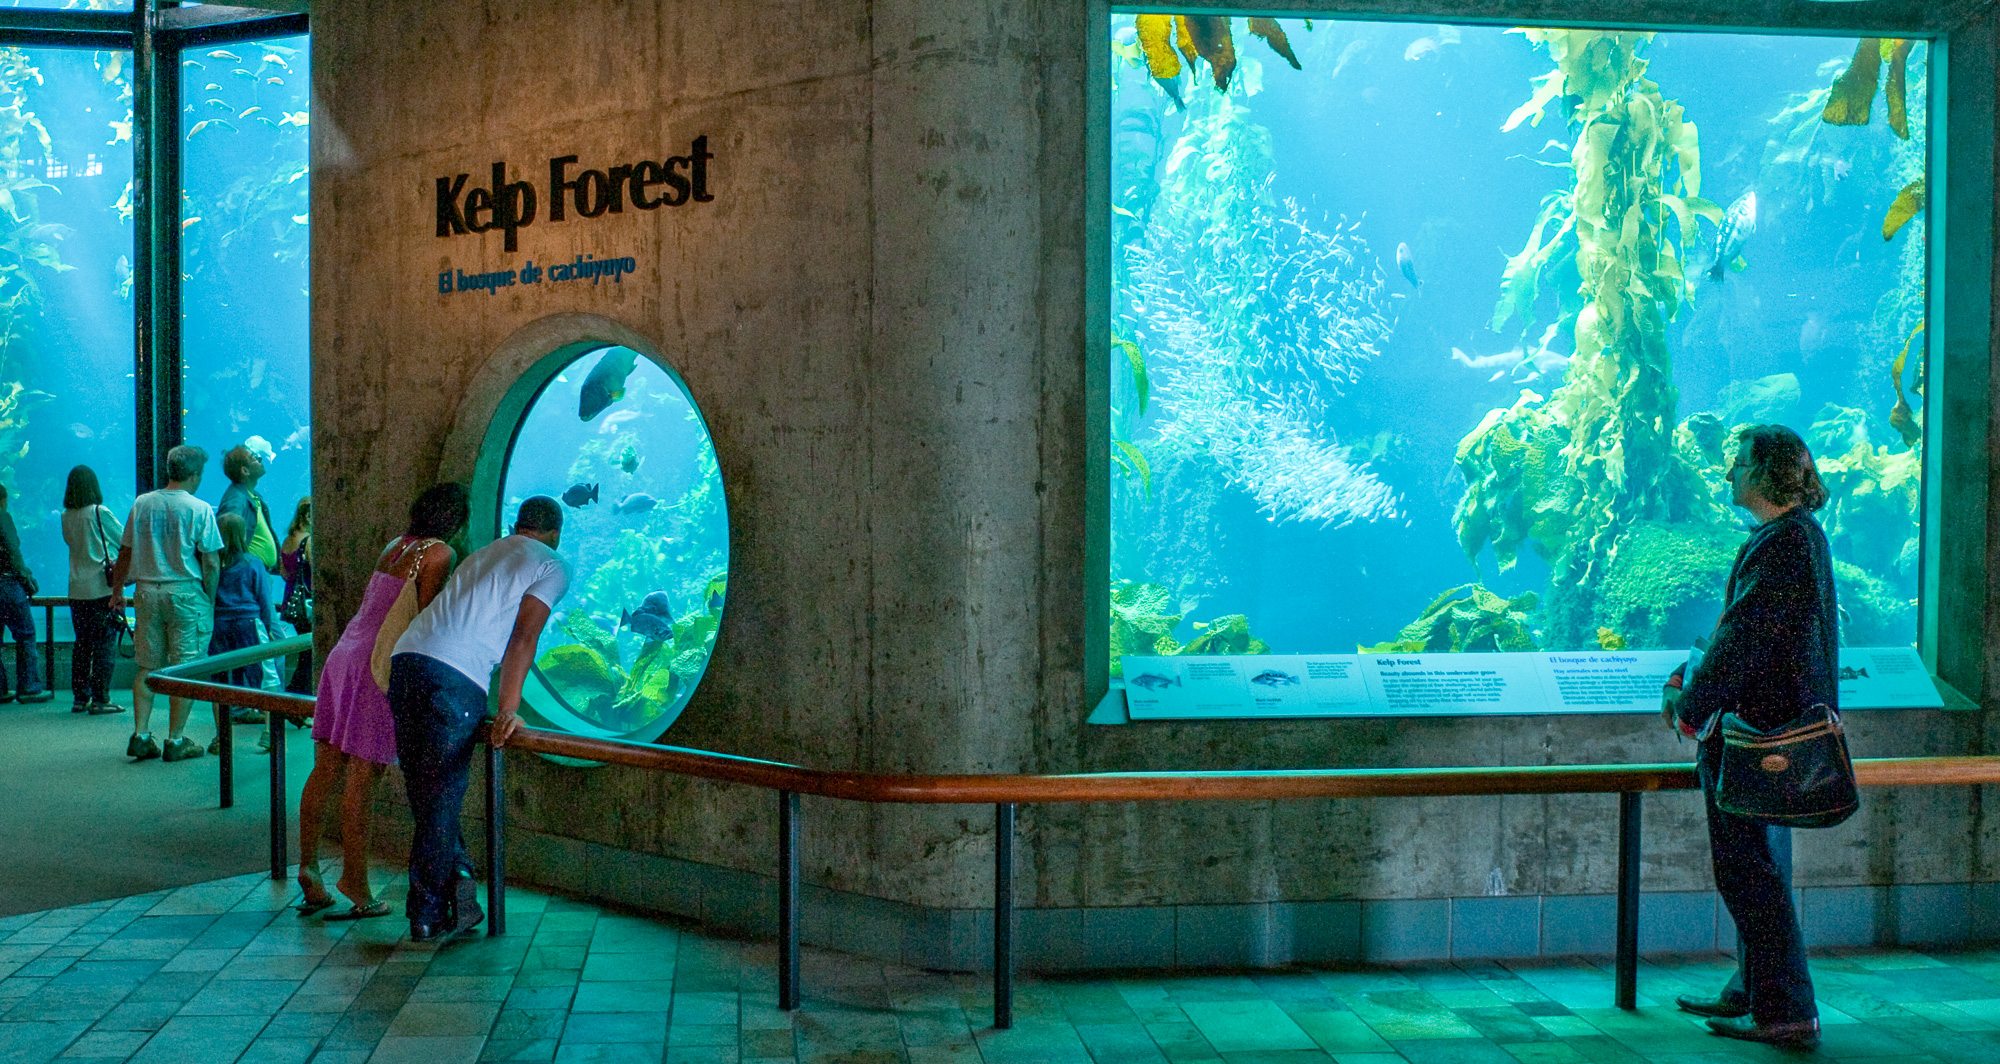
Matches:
[390,495,570,940]
[110,445,223,763]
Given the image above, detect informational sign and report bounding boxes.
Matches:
[1120,647,1943,720]
[1838,646,1943,709]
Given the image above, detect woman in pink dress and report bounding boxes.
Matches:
[294,484,468,919]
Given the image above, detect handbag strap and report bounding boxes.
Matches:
[388,536,442,577]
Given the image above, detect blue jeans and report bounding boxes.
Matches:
[1703,757,1816,1025]
[0,576,42,697]
[388,653,484,930]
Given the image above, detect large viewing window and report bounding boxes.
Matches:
[1104,16,1936,716]
[500,346,729,743]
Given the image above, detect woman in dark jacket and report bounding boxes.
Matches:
[1665,424,1835,1048]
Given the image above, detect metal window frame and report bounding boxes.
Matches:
[1087,1,1990,707]
[0,1,307,491]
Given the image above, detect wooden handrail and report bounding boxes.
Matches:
[146,639,2000,803]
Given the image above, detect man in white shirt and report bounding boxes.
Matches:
[390,495,569,940]
[110,445,222,762]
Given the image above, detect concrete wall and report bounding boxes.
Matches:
[314,0,1999,965]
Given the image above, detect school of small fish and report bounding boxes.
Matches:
[1124,194,1400,528]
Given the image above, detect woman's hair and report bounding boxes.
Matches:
[1736,424,1828,512]
[63,465,102,510]
[217,512,250,568]
[408,482,470,539]
[288,496,312,538]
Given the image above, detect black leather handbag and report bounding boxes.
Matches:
[1714,703,1859,828]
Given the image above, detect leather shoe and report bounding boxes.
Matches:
[18,689,52,703]
[1676,994,1751,1019]
[1706,1016,1820,1048]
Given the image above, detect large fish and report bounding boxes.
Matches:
[577,348,640,421]
[561,483,599,508]
[613,492,657,515]
[1709,190,1757,282]
[1396,243,1420,288]
[620,591,675,642]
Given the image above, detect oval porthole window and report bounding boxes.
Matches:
[497,345,727,743]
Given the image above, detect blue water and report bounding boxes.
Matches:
[1110,20,1925,660]
[500,348,729,736]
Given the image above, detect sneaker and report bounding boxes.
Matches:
[161,736,205,762]
[230,708,263,725]
[127,734,160,760]
[87,702,123,716]
[255,731,272,754]
[207,736,222,756]
[18,690,52,704]
[71,701,89,713]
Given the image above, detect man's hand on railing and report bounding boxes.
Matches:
[490,708,523,748]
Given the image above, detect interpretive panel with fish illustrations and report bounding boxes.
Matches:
[1119,647,1943,718]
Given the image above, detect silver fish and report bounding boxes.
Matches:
[1710,190,1757,282]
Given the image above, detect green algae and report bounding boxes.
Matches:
[1360,584,1539,654]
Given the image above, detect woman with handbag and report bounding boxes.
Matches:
[293,483,467,920]
[1664,424,1839,1048]
[60,465,124,715]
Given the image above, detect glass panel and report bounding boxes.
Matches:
[180,35,310,534]
[1108,20,1925,681]
[2,47,135,605]
[501,347,729,738]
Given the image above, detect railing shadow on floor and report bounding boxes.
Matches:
[141,635,2000,1030]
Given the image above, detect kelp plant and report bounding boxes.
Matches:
[1108,579,1271,679]
[0,48,74,489]
[1454,30,1723,649]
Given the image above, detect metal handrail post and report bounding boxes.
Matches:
[1615,792,1641,1009]
[485,742,507,936]
[994,802,1015,1030]
[216,702,233,808]
[778,790,800,1010]
[40,601,53,687]
[268,711,287,880]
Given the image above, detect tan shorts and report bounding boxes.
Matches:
[133,583,213,672]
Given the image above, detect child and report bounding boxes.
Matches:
[209,513,281,752]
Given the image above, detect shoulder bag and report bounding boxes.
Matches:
[279,536,313,627]
[1713,703,1859,828]
[93,507,116,591]
[370,537,441,692]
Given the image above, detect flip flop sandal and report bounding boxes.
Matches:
[293,898,335,918]
[324,901,393,921]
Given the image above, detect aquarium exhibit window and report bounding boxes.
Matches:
[497,346,729,745]
[1103,16,1937,718]
[0,4,308,612]
[181,33,311,527]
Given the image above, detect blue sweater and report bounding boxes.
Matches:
[214,557,280,629]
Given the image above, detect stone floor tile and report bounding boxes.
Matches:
[92,1000,182,1033]
[662,1048,736,1064]
[567,984,667,1015]
[239,1036,320,1064]
[161,952,239,975]
[57,1029,149,1059]
[129,1014,270,1064]
[558,1012,666,1044]
[1291,1011,1393,1055]
[503,988,575,1013]
[668,993,735,1027]
[409,979,514,1004]
[0,1020,91,1064]
[579,956,674,984]
[738,1030,794,1059]
[1181,1001,1318,1054]
[177,979,300,1017]
[550,1044,661,1064]
[258,1011,342,1040]
[386,1002,501,1039]
[218,956,323,983]
[666,1024,734,1047]
[479,1039,557,1063]
[365,1036,486,1064]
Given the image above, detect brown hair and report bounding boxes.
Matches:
[217,512,250,568]
[288,496,311,538]
[1735,424,1828,512]
[64,465,102,510]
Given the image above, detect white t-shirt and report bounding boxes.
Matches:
[62,504,123,599]
[121,490,222,586]
[396,534,571,691]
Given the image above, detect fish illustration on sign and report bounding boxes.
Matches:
[561,483,599,508]
[1249,670,1301,687]
[620,591,675,642]
[577,348,640,421]
[1709,190,1757,281]
[1127,672,1181,691]
[613,492,657,515]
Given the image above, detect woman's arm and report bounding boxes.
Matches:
[413,545,457,608]
[1676,525,1811,735]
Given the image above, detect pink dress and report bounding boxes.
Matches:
[311,569,409,765]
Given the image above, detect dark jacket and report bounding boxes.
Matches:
[1677,507,1838,740]
[0,510,30,587]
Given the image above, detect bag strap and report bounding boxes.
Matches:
[388,536,442,574]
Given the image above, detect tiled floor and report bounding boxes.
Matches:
[4,871,2000,1064]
